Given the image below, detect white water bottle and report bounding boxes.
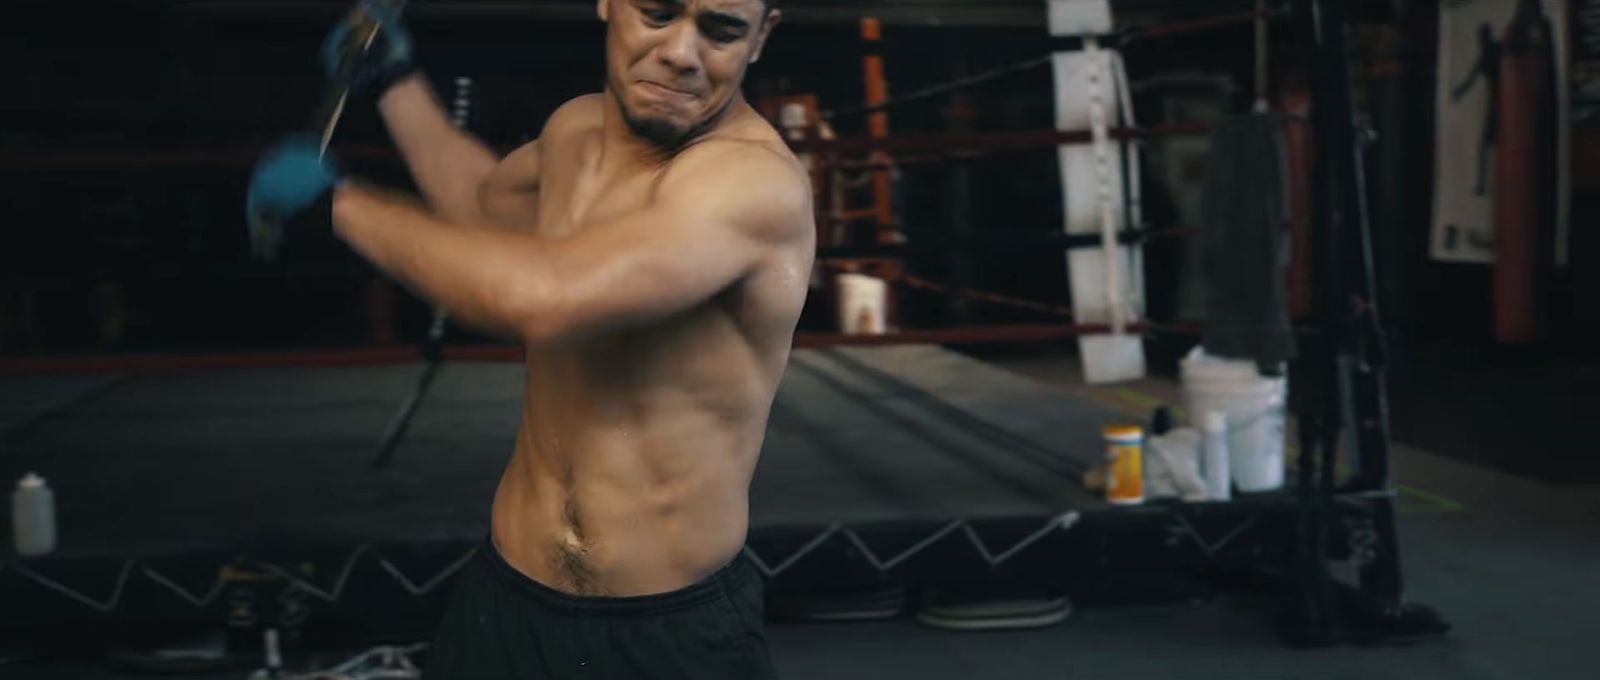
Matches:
[1201,412,1231,501]
[12,473,57,557]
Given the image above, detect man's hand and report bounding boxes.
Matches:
[246,136,343,255]
[322,0,418,96]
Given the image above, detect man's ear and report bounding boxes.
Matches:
[597,0,610,22]
[749,9,781,63]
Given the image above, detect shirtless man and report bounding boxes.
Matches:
[246,1,812,677]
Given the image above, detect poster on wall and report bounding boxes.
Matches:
[1432,0,1569,265]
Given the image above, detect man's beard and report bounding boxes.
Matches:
[620,106,694,152]
[613,87,732,153]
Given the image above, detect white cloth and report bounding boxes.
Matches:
[1145,429,1209,502]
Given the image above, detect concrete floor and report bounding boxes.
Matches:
[4,350,1596,679]
[1389,342,1600,484]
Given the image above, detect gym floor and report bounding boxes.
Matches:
[773,448,1598,680]
[5,350,1595,680]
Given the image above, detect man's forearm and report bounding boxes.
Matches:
[331,182,549,341]
[378,75,501,223]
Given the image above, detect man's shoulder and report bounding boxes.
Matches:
[673,106,797,166]
[541,94,606,137]
[661,138,812,244]
[667,139,806,200]
[666,135,805,192]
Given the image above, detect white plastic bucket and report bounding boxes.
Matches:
[836,274,888,335]
[1180,348,1287,492]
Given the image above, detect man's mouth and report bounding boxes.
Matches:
[639,81,698,99]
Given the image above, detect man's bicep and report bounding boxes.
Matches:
[578,155,810,324]
[527,146,811,341]
[478,139,541,229]
[540,207,768,339]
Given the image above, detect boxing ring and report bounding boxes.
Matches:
[0,0,1446,660]
[0,346,1301,640]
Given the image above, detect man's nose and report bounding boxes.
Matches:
[655,22,703,75]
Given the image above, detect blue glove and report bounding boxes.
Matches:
[322,0,418,95]
[246,136,342,257]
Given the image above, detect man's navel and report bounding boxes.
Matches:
[552,493,601,594]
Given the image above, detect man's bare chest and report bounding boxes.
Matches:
[535,135,663,238]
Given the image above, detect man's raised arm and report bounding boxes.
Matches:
[322,2,534,226]
[377,76,510,224]
[328,142,811,343]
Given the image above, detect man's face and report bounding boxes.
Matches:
[599,0,780,150]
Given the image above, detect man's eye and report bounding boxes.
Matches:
[642,9,676,25]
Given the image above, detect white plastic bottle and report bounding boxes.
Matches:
[12,473,57,557]
[1201,412,1231,501]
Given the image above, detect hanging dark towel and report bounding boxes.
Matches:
[1200,113,1296,366]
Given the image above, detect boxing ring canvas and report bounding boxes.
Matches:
[0,346,1296,637]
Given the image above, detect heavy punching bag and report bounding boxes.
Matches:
[1492,0,1557,343]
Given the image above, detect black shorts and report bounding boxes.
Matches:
[426,541,776,680]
